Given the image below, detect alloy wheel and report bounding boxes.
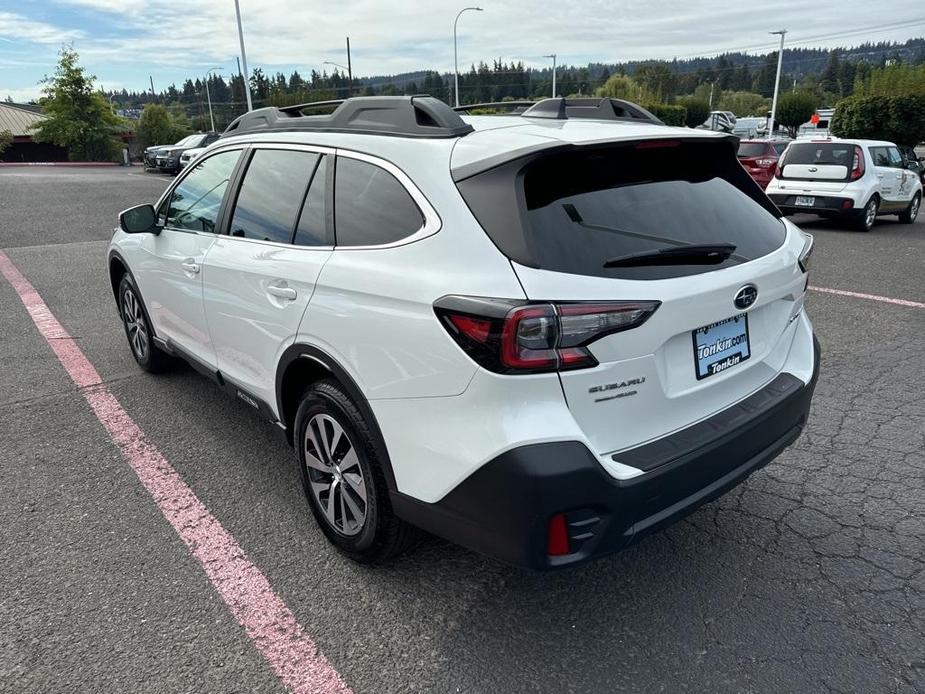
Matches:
[122,288,148,359]
[304,413,368,536]
[865,199,878,229]
[910,196,920,222]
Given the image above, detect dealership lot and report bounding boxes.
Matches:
[1,167,923,693]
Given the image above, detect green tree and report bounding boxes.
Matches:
[677,96,710,127]
[0,129,12,158]
[136,103,191,148]
[716,91,769,116]
[31,46,124,161]
[832,95,925,146]
[596,74,658,103]
[820,52,841,94]
[776,92,817,137]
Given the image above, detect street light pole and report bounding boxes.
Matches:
[233,0,254,111]
[709,80,715,110]
[108,93,117,113]
[453,6,483,108]
[543,54,557,98]
[205,68,223,132]
[323,61,350,97]
[346,36,353,97]
[767,29,787,138]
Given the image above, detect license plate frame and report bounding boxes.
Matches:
[794,195,816,207]
[692,314,751,380]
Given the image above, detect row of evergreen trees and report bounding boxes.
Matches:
[104,39,925,132]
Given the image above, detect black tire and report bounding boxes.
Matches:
[898,193,921,224]
[117,274,171,373]
[294,379,417,563]
[853,196,879,232]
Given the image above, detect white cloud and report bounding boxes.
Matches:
[14,0,925,82]
[0,11,85,44]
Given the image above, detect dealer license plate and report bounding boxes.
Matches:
[794,196,815,207]
[693,314,750,380]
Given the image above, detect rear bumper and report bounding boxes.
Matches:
[769,193,856,216]
[393,335,820,569]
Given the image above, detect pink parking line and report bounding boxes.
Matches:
[810,285,925,309]
[0,251,351,694]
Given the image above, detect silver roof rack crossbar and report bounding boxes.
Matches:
[222,96,474,139]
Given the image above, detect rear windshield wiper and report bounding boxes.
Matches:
[603,243,737,268]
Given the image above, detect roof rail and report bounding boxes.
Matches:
[222,96,474,139]
[454,97,664,126]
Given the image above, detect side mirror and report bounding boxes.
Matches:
[119,204,159,234]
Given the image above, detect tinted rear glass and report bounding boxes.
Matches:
[784,143,854,167]
[458,140,785,280]
[737,143,767,157]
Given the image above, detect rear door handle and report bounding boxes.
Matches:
[181,259,200,274]
[267,284,297,301]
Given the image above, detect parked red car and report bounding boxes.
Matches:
[737,140,790,189]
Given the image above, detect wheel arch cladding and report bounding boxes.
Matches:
[276,344,399,491]
[108,252,128,303]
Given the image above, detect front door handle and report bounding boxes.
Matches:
[181,259,200,274]
[267,285,297,301]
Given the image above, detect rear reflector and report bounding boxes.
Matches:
[547,513,570,556]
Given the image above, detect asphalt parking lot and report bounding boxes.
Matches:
[1,166,923,694]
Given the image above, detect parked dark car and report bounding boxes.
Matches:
[898,144,925,184]
[153,132,220,174]
[737,139,790,189]
[143,143,170,169]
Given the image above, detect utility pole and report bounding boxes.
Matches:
[233,0,254,111]
[544,54,557,98]
[205,68,222,132]
[149,76,156,102]
[346,36,353,97]
[453,6,483,107]
[767,29,787,139]
[709,81,715,110]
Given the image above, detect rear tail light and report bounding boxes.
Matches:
[435,296,660,374]
[850,145,865,181]
[798,233,814,274]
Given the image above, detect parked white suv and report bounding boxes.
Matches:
[766,138,922,231]
[108,96,819,569]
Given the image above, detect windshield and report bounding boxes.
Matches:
[457,140,786,280]
[737,143,768,158]
[174,135,199,147]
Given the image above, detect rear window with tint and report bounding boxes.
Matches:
[737,143,768,158]
[458,140,785,280]
[783,143,854,167]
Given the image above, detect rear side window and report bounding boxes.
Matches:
[334,157,423,246]
[229,149,320,243]
[457,140,785,280]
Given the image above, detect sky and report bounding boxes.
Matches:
[1,0,923,102]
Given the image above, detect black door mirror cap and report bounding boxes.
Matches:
[119,204,160,234]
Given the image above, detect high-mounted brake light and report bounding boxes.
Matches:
[635,140,681,150]
[435,296,660,374]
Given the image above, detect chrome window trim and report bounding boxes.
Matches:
[333,148,442,250]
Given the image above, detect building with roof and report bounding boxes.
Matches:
[0,102,68,162]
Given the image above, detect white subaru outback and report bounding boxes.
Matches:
[766,137,922,231]
[108,96,819,569]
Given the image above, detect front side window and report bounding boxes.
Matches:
[294,156,329,247]
[334,157,424,246]
[229,149,320,244]
[165,149,240,233]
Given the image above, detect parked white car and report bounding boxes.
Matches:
[766,138,922,231]
[107,96,819,569]
[178,146,206,171]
